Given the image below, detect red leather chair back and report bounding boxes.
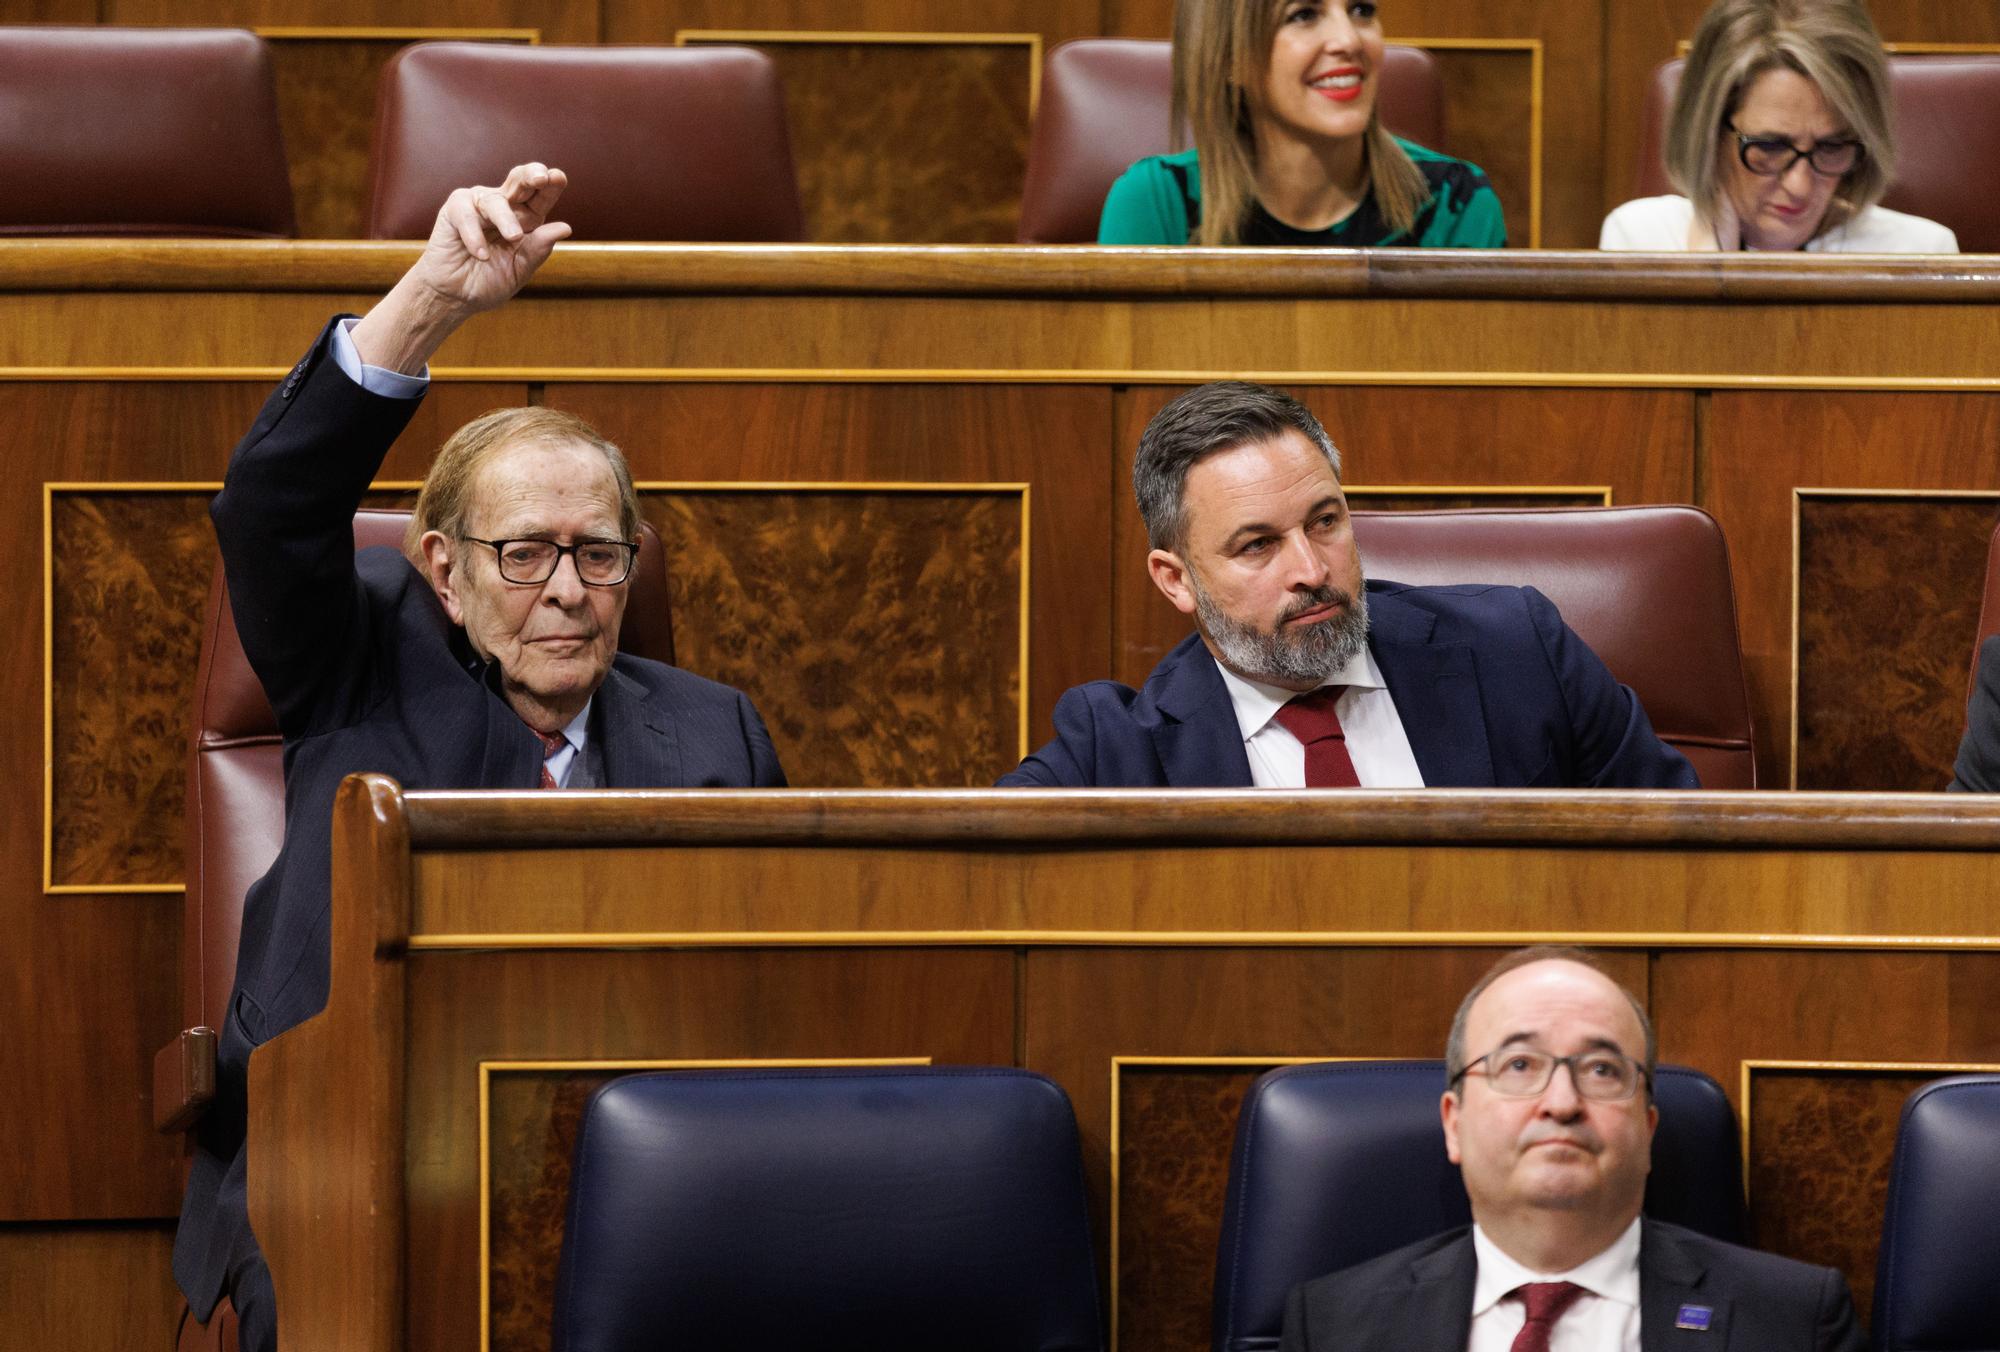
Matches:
[180,511,674,1039]
[1352,505,1756,789]
[1018,38,1445,244]
[366,42,805,241]
[1634,55,2000,252]
[0,26,294,237]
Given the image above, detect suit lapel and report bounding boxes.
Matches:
[1639,1221,1729,1352]
[1147,640,1254,786]
[1362,1232,1478,1346]
[593,664,683,788]
[1367,593,1496,788]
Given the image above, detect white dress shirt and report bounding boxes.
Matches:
[1467,1218,1643,1352]
[1213,647,1425,788]
[541,700,593,788]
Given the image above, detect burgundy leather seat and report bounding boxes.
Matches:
[1633,54,2000,252]
[1352,505,1756,789]
[366,42,805,241]
[0,26,294,237]
[1017,38,1445,244]
[158,510,674,1138]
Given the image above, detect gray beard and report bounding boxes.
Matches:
[1190,572,1370,688]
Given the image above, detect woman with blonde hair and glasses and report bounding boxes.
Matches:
[1602,0,1956,251]
[1099,0,1505,247]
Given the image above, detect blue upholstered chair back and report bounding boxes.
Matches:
[1873,1074,2000,1350]
[1211,1059,1746,1352]
[552,1065,1104,1352]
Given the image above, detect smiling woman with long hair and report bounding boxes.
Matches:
[1099,0,1506,248]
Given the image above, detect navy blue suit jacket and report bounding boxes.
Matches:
[1000,582,1696,788]
[1279,1220,1866,1351]
[175,321,786,1323]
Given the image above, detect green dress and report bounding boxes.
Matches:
[1096,140,1506,247]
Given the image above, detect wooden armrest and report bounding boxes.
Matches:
[154,1027,218,1134]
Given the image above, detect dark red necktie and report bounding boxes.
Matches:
[1272,686,1360,787]
[1509,1281,1587,1352]
[533,729,567,790]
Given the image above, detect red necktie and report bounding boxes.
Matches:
[1509,1281,1587,1352]
[1272,686,1360,787]
[533,729,567,790]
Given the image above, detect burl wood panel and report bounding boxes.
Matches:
[1110,384,1693,685]
[0,1223,176,1351]
[540,383,1115,742]
[1118,1064,1262,1352]
[488,1069,612,1352]
[647,489,1023,785]
[109,0,593,39]
[1795,496,1999,791]
[1746,1068,1943,1325]
[684,38,1035,244]
[1704,391,2000,789]
[48,492,215,889]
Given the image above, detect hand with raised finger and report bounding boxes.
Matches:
[352,163,572,375]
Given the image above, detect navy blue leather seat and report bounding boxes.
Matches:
[1211,1059,1746,1352]
[1873,1074,2000,1350]
[553,1065,1104,1352]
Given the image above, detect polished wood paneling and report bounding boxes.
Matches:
[1796,495,1999,791]
[0,1223,177,1351]
[403,947,1015,1352]
[1110,385,1692,685]
[270,39,400,241]
[1745,1067,1938,1322]
[1429,47,1536,248]
[604,0,1100,46]
[647,489,1023,784]
[688,38,1034,244]
[1705,392,2000,787]
[542,383,1112,741]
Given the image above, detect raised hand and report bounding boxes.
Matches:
[351,163,572,375]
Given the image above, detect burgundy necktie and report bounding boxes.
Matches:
[533,729,567,790]
[1509,1281,1587,1352]
[1272,686,1360,787]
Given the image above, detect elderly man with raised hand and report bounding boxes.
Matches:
[999,381,1698,789]
[175,164,785,1351]
[1281,948,1867,1351]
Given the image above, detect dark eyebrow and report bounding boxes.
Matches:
[1219,495,1344,550]
[1494,1032,1630,1056]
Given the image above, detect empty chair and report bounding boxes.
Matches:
[1873,1075,2000,1349]
[157,511,674,1138]
[1018,38,1444,244]
[1633,54,2000,253]
[1352,505,1757,788]
[553,1066,1103,1351]
[0,26,294,237]
[1212,1059,1746,1352]
[367,42,805,241]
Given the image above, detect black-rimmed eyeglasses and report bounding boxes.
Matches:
[461,536,637,587]
[1449,1046,1651,1102]
[1725,123,1863,178]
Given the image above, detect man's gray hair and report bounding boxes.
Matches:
[1444,946,1658,1099]
[1133,381,1343,555]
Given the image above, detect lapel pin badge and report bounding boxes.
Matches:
[1676,1304,1714,1331]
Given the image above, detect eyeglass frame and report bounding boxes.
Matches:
[1447,1043,1654,1102]
[1723,121,1864,179]
[459,535,639,587]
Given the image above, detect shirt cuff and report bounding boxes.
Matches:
[330,316,430,399]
